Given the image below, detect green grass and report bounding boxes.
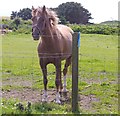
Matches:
[1,33,118,114]
[2,98,72,115]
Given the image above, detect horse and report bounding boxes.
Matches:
[31,6,74,103]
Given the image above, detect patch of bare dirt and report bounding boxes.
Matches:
[2,88,100,113]
[2,88,41,103]
[2,77,33,87]
[79,94,99,112]
[2,77,100,111]
[2,88,71,103]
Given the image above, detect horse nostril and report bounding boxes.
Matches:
[32,28,33,33]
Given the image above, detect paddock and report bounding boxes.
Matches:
[1,33,118,114]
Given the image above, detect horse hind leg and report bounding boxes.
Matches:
[63,56,72,92]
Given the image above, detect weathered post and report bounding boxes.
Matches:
[72,32,80,113]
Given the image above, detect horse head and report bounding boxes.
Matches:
[31,6,59,40]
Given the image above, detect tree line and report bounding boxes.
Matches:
[2,2,118,35]
[10,2,92,24]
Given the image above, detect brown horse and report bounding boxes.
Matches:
[31,6,74,103]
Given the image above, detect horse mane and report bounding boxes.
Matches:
[37,7,59,25]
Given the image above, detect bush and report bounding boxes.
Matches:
[69,24,118,35]
[1,18,32,34]
[16,25,31,34]
[1,18,118,35]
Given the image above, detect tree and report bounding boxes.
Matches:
[57,2,92,24]
[13,18,21,27]
[59,16,68,24]
[10,18,21,29]
[10,11,18,19]
[10,8,32,20]
[17,8,32,20]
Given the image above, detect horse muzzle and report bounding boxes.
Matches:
[32,34,40,40]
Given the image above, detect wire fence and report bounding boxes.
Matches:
[2,52,118,93]
[2,34,118,114]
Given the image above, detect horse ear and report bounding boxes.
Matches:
[31,6,37,17]
[32,6,35,10]
[42,5,46,12]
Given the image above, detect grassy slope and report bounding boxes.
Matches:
[2,33,118,114]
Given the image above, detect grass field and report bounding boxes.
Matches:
[1,33,118,114]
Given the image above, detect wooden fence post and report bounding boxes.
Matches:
[72,32,79,113]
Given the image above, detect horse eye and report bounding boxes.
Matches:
[31,17,34,21]
[32,17,36,21]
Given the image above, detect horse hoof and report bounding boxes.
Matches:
[55,99,61,104]
[62,88,68,93]
[42,100,47,102]
[42,98,48,102]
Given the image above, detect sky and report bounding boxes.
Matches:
[0,0,119,23]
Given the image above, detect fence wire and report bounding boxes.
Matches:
[2,46,118,113]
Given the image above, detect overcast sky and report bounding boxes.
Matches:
[0,0,119,23]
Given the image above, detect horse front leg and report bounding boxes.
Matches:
[55,59,62,104]
[40,58,48,102]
